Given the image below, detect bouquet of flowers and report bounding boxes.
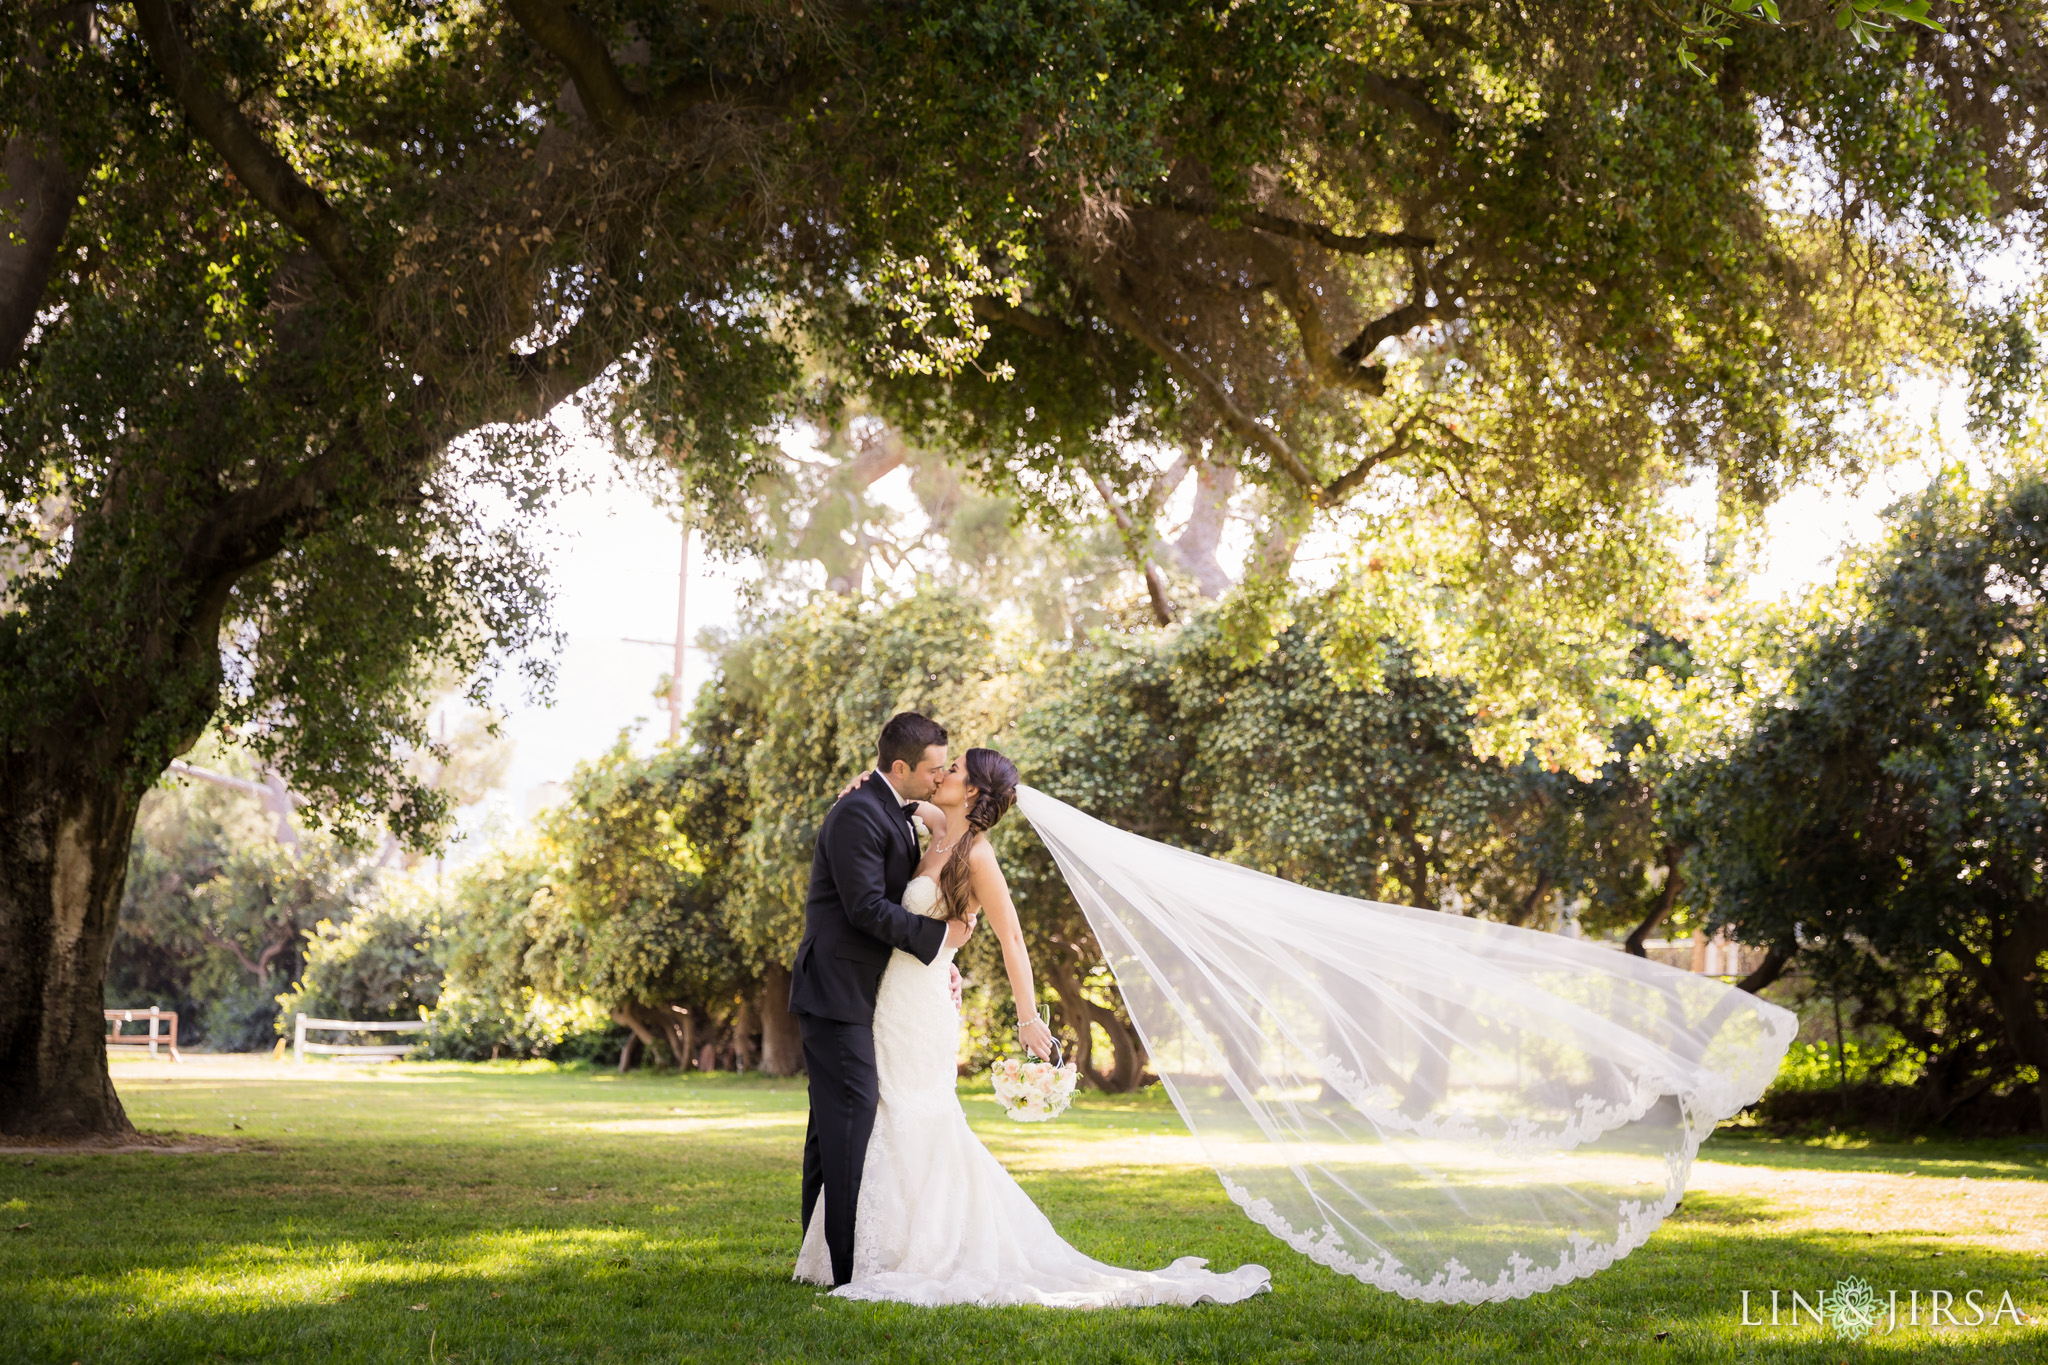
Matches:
[989,1053,1078,1122]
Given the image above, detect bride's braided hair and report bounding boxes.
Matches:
[939,748,1020,922]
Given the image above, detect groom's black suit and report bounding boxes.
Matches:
[790,773,949,1285]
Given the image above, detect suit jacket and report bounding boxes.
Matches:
[786,774,949,1023]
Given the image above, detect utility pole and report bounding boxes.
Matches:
[623,520,692,745]
[671,521,689,744]
[434,706,447,888]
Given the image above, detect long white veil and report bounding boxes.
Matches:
[1016,786,1795,1302]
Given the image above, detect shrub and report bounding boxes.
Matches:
[419,982,618,1062]
[274,885,444,1031]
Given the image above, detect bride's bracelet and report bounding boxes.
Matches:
[1017,1014,1043,1029]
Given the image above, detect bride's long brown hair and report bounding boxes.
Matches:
[938,748,1020,922]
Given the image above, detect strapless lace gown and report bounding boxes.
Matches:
[793,876,1270,1308]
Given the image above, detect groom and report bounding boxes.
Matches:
[789,711,976,1286]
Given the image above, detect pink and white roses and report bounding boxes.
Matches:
[989,1055,1078,1122]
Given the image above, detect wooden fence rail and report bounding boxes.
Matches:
[293,1013,427,1063]
[105,1007,181,1062]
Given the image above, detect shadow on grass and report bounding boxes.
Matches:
[7,1218,2046,1365]
[8,1149,2047,1364]
[1700,1130,2048,1182]
[17,1068,2043,1363]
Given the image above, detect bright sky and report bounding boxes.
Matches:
[470,444,755,836]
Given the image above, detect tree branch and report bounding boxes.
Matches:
[132,0,362,291]
[1354,69,1457,147]
[1238,234,1388,397]
[1338,262,1459,370]
[253,930,294,981]
[1322,409,1424,502]
[0,5,91,366]
[505,318,619,420]
[845,424,907,487]
[1734,937,1796,995]
[1162,202,1434,255]
[196,922,267,981]
[1092,474,1175,626]
[503,0,644,135]
[1085,262,1325,499]
[0,135,74,367]
[970,296,1063,341]
[654,57,833,121]
[1624,846,1685,957]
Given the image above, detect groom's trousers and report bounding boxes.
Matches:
[798,1014,879,1286]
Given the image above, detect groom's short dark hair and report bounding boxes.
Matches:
[878,712,947,773]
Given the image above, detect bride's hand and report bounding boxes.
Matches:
[1019,1015,1054,1062]
[838,769,872,798]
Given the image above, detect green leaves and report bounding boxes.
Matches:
[1833,0,1944,50]
[1673,0,1944,79]
[1684,456,2048,1113]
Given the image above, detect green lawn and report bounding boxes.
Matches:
[2,1056,2043,1364]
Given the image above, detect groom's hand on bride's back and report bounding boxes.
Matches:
[944,913,976,949]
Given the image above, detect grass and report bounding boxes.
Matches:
[1,1056,2044,1364]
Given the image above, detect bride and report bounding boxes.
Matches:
[793,747,1271,1308]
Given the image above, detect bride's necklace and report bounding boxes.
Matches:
[927,806,972,862]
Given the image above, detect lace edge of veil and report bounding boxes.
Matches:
[1215,1007,1797,1304]
[1219,1170,1679,1304]
[1309,999,1799,1158]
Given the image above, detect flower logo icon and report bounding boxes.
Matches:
[1828,1277,1880,1340]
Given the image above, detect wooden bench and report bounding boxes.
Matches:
[292,1013,427,1063]
[105,1007,182,1062]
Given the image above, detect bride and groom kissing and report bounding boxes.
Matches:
[788,711,1270,1307]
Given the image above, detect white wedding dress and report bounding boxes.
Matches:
[793,875,1271,1308]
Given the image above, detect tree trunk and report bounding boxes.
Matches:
[1251,492,1311,577]
[757,962,803,1076]
[1508,870,1553,928]
[1734,939,1795,996]
[1046,957,1147,1093]
[1979,929,2048,1133]
[1166,460,1238,599]
[0,762,145,1138]
[1044,958,1101,1087]
[1092,999,1146,1092]
[611,1008,658,1072]
[1624,847,1684,958]
[664,1009,696,1073]
[731,995,759,1072]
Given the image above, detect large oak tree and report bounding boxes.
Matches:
[1,0,1202,1135]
